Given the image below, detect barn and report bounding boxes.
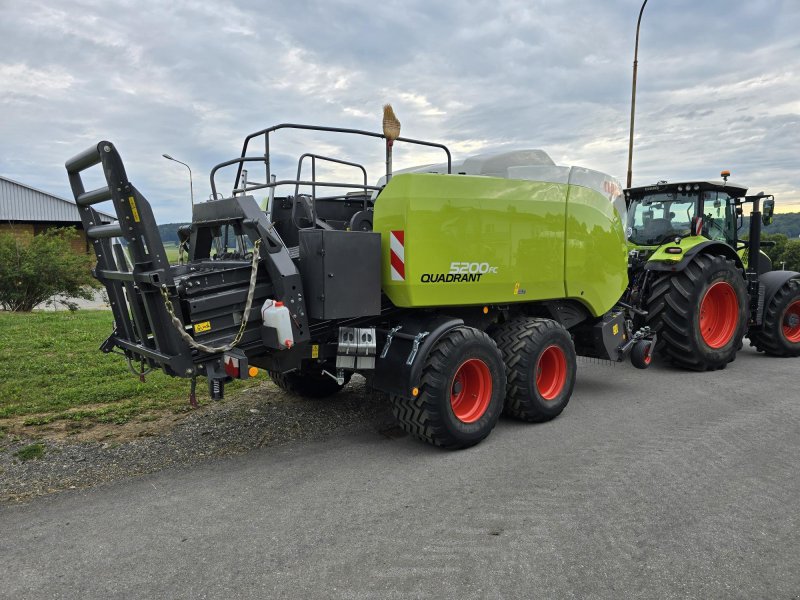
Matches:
[0,175,116,254]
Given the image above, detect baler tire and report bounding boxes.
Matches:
[491,318,576,422]
[648,254,748,371]
[747,278,800,357]
[389,326,505,450]
[267,368,351,399]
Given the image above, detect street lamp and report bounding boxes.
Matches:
[162,153,194,214]
[626,0,649,189]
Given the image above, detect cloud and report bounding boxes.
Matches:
[0,0,799,220]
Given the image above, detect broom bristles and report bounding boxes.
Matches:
[383,104,401,141]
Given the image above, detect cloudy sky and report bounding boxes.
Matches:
[1,0,799,222]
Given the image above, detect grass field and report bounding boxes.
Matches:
[0,311,257,433]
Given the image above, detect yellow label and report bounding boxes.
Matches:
[311,344,319,359]
[612,324,619,336]
[513,282,520,295]
[128,196,141,222]
[194,321,211,334]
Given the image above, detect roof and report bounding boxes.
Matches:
[626,180,749,198]
[0,175,116,223]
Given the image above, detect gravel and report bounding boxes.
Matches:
[0,377,397,503]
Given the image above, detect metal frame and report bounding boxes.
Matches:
[209,123,453,201]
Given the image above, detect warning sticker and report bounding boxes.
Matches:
[194,321,211,334]
[128,196,141,222]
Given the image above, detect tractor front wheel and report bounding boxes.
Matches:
[747,278,800,357]
[647,254,748,371]
[491,318,576,422]
[389,326,506,449]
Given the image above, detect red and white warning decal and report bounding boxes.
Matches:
[390,230,405,281]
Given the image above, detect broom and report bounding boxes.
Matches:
[382,104,401,182]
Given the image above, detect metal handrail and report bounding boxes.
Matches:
[227,123,452,194]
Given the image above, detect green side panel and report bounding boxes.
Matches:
[373,174,566,307]
[564,185,629,316]
[373,173,627,315]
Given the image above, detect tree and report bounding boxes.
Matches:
[761,233,789,265]
[0,228,100,312]
[780,240,800,272]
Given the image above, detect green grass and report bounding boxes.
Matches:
[15,443,46,461]
[0,311,256,428]
[163,242,182,263]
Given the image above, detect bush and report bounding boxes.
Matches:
[0,228,100,312]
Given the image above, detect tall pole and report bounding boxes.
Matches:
[626,0,649,190]
[162,154,194,215]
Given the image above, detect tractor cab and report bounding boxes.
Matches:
[625,179,748,249]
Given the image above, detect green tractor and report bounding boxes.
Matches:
[623,173,800,370]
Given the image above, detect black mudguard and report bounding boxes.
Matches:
[759,270,800,308]
[373,314,464,398]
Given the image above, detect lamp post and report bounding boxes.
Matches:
[162,153,194,214]
[626,0,649,190]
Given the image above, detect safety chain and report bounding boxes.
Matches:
[160,239,262,354]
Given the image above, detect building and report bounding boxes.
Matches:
[0,175,116,254]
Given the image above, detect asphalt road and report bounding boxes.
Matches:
[1,346,798,599]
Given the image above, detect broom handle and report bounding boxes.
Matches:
[385,139,393,183]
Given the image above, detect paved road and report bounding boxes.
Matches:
[2,346,798,599]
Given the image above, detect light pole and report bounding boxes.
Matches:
[162,153,194,214]
[626,0,649,190]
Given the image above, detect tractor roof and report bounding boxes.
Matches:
[625,180,749,198]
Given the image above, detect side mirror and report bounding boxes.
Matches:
[762,198,775,226]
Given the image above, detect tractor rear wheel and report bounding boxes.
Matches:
[747,278,800,357]
[646,254,748,371]
[268,367,351,398]
[491,318,576,422]
[389,326,506,449]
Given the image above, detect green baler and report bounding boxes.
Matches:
[65,114,654,449]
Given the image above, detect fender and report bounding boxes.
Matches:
[645,240,744,273]
[759,270,800,308]
[373,313,464,398]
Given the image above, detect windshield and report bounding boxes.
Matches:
[627,192,697,246]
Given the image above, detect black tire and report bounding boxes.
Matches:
[747,278,800,357]
[645,254,748,371]
[491,318,576,422]
[630,340,654,369]
[267,367,351,398]
[389,326,505,449]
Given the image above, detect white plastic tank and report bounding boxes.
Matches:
[261,299,294,349]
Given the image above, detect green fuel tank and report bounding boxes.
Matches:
[372,151,628,317]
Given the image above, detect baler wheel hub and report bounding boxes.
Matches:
[450,359,492,423]
[536,345,568,401]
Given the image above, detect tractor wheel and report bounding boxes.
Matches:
[646,254,748,371]
[491,318,576,422]
[389,326,505,449]
[267,367,351,398]
[747,278,800,357]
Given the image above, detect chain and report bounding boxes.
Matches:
[160,239,262,354]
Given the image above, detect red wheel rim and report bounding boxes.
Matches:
[450,359,492,423]
[783,300,800,343]
[536,345,567,400]
[699,281,739,349]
